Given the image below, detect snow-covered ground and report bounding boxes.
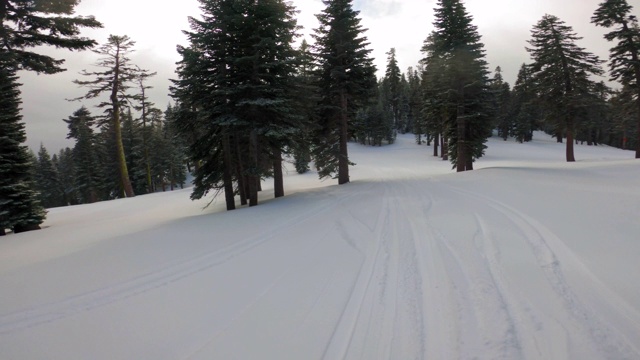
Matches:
[1,133,639,359]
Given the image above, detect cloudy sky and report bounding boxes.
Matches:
[18,0,639,152]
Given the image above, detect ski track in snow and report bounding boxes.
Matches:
[441,184,639,359]
[0,184,370,336]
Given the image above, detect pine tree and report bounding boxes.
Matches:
[34,144,63,208]
[64,106,101,203]
[527,14,604,162]
[0,1,100,233]
[592,0,640,158]
[384,48,403,132]
[173,0,301,209]
[312,0,377,184]
[121,108,147,194]
[292,39,318,175]
[56,147,79,205]
[428,0,492,171]
[71,35,140,198]
[0,0,102,74]
[133,68,158,193]
[421,32,450,158]
[406,67,425,144]
[0,55,46,235]
[489,66,513,140]
[511,64,539,143]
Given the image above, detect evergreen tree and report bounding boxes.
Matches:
[592,0,640,158]
[133,67,158,193]
[56,147,79,205]
[34,144,63,208]
[0,0,102,73]
[121,108,147,194]
[292,39,318,175]
[64,106,101,203]
[0,54,46,235]
[421,32,450,159]
[511,64,539,143]
[0,1,100,233]
[527,14,604,162]
[490,66,513,140]
[160,107,187,190]
[427,0,492,171]
[406,67,425,144]
[312,0,377,184]
[173,0,301,209]
[384,48,403,132]
[71,35,140,198]
[609,86,638,149]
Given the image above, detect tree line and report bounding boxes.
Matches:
[2,0,640,235]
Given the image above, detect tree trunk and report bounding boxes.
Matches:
[234,137,247,206]
[222,135,236,210]
[433,132,439,157]
[273,147,284,198]
[456,107,467,172]
[338,90,350,185]
[636,92,640,158]
[566,117,576,162]
[113,107,134,198]
[248,130,259,206]
[442,135,448,161]
[111,49,134,198]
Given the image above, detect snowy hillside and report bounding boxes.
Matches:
[1,133,639,359]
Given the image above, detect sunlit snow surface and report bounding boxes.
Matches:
[1,133,639,359]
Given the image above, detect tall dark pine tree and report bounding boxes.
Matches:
[55,148,78,205]
[490,66,512,140]
[34,144,63,208]
[421,32,450,159]
[292,39,319,175]
[0,0,100,234]
[527,14,604,162]
[511,64,539,143]
[64,106,101,203]
[0,56,46,235]
[133,67,158,193]
[72,35,140,198]
[313,0,377,184]
[384,48,403,132]
[173,0,301,209]
[429,0,491,171]
[592,0,640,158]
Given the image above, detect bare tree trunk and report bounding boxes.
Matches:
[456,107,467,172]
[234,137,247,206]
[442,135,448,161]
[273,147,284,198]
[222,134,236,210]
[433,132,439,157]
[338,90,350,185]
[248,130,259,206]
[566,118,576,162]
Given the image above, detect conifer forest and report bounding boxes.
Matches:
[2,0,640,235]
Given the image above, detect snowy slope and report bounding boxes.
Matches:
[1,134,639,359]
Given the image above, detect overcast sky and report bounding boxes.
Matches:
[18,0,640,152]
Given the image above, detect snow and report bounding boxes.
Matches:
[1,133,639,359]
